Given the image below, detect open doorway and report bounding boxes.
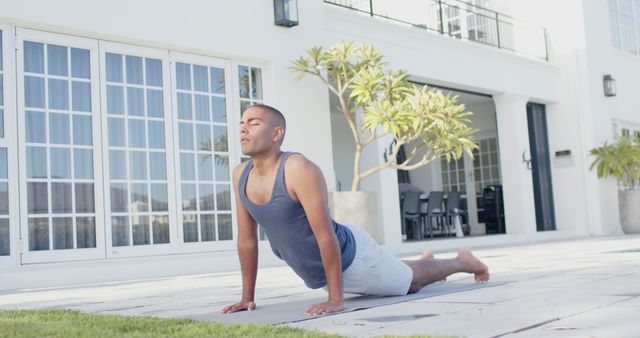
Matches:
[399,88,504,241]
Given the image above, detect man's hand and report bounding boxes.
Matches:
[221,300,256,314]
[305,300,344,316]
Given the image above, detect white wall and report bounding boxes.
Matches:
[329,92,355,192]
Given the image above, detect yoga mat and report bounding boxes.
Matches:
[191,281,507,325]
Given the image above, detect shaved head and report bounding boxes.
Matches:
[245,104,287,144]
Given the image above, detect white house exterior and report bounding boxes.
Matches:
[0,0,637,290]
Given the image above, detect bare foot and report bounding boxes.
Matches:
[457,249,490,283]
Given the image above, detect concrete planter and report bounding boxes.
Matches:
[328,191,383,244]
[619,190,640,234]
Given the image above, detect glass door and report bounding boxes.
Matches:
[16,28,105,264]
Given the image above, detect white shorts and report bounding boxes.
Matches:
[329,224,413,296]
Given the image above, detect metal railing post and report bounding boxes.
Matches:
[438,0,445,34]
[495,12,501,48]
[369,0,374,17]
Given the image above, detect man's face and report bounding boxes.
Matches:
[239,107,282,156]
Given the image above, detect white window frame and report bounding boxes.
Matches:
[169,51,238,253]
[608,0,640,54]
[0,24,19,269]
[16,28,106,264]
[99,41,180,259]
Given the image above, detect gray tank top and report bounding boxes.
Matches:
[238,151,356,289]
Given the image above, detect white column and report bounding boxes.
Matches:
[359,134,403,246]
[493,94,537,235]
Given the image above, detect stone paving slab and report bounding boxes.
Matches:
[1,234,639,337]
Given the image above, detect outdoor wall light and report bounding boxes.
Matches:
[274,0,299,27]
[603,74,616,97]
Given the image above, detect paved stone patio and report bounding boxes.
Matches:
[1,235,639,337]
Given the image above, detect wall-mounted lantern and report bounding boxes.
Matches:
[603,74,616,97]
[274,0,298,27]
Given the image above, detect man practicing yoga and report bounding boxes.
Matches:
[221,104,490,316]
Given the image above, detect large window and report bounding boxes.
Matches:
[174,59,233,244]
[20,37,100,255]
[608,0,640,54]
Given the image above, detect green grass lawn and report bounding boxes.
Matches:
[0,309,343,338]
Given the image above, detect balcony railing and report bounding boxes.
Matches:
[325,0,548,60]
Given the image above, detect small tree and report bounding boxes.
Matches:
[291,41,477,191]
[590,135,640,190]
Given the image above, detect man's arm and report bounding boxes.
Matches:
[221,163,259,314]
[286,155,344,316]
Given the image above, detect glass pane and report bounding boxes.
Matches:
[0,74,3,106]
[130,183,149,212]
[109,150,127,180]
[214,126,228,151]
[181,183,197,211]
[240,100,251,116]
[72,81,91,112]
[108,118,125,147]
[48,79,69,110]
[238,66,249,98]
[111,216,129,247]
[179,123,194,150]
[194,95,210,121]
[51,182,72,213]
[193,65,209,92]
[75,183,95,213]
[145,58,162,86]
[215,155,230,181]
[149,152,166,180]
[183,215,198,242]
[0,110,3,139]
[71,48,90,79]
[110,183,128,212]
[152,215,170,244]
[150,184,168,212]
[148,121,165,149]
[176,63,191,90]
[49,113,70,144]
[0,219,9,256]
[132,215,150,245]
[27,146,47,178]
[146,89,163,117]
[251,67,263,100]
[130,151,147,180]
[180,153,195,180]
[0,183,7,215]
[125,55,143,85]
[218,214,233,240]
[199,184,214,211]
[29,218,49,251]
[0,149,6,179]
[196,124,212,152]
[177,93,192,120]
[50,148,71,179]
[26,111,46,143]
[106,53,123,83]
[210,67,225,94]
[25,76,45,108]
[47,45,68,77]
[128,119,146,148]
[76,216,96,248]
[126,87,144,116]
[52,217,73,250]
[24,41,44,74]
[201,214,215,241]
[73,114,92,145]
[107,85,124,114]
[198,154,213,181]
[216,184,231,210]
